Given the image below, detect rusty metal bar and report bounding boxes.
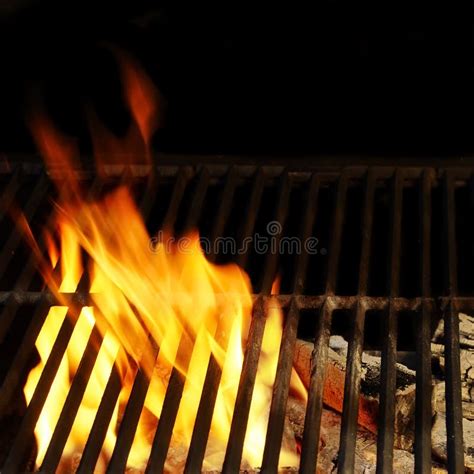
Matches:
[137,168,160,220]
[181,167,210,233]
[325,174,349,296]
[235,168,265,269]
[161,167,189,231]
[1,310,78,472]
[39,326,102,473]
[0,166,21,219]
[80,171,183,473]
[145,332,194,473]
[0,298,50,418]
[3,292,474,313]
[145,170,210,473]
[184,167,239,472]
[1,164,473,473]
[415,170,432,474]
[221,297,266,473]
[261,173,320,472]
[0,296,19,346]
[14,172,102,293]
[222,171,291,472]
[300,172,348,472]
[338,169,376,472]
[442,171,464,473]
[208,166,238,247]
[0,172,50,279]
[38,174,119,472]
[299,299,333,473]
[0,168,26,342]
[259,171,292,294]
[376,169,403,474]
[76,349,126,473]
[106,342,159,473]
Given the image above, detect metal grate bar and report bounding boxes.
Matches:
[260,171,291,294]
[443,171,464,473]
[14,173,102,293]
[105,341,159,473]
[1,164,472,472]
[28,173,109,472]
[2,176,108,471]
[0,167,22,314]
[39,326,102,473]
[0,176,102,402]
[299,299,332,473]
[291,174,321,296]
[235,168,265,269]
[1,309,78,471]
[376,169,404,473]
[0,172,50,279]
[184,167,239,472]
[161,167,189,231]
[415,170,433,474]
[76,349,126,473]
[145,332,193,473]
[208,166,238,246]
[5,291,474,312]
[222,171,291,472]
[13,178,70,292]
[221,297,266,473]
[137,170,160,219]
[0,296,19,345]
[182,167,210,232]
[102,170,177,473]
[0,299,50,418]
[325,174,349,296]
[80,172,179,473]
[0,165,21,220]
[338,169,377,472]
[300,172,348,472]
[261,173,320,471]
[145,170,211,473]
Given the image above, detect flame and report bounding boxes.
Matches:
[23,56,306,472]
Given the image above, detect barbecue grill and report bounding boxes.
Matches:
[0,156,469,473]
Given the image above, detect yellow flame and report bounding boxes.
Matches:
[23,56,306,472]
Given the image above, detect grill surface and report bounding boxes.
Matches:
[0,160,470,473]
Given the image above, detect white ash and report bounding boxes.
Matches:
[431,413,474,472]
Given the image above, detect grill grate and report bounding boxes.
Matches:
[0,161,470,472]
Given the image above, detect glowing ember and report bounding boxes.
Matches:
[22,53,306,472]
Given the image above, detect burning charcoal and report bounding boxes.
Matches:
[431,412,474,472]
[293,339,416,450]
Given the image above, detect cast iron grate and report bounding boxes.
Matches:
[0,161,469,473]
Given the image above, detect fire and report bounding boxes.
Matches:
[22,54,306,472]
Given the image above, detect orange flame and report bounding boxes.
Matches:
[23,56,305,472]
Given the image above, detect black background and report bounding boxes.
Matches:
[0,0,470,157]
